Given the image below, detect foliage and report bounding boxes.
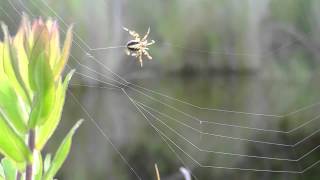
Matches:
[0,14,82,180]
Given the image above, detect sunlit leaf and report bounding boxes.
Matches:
[0,162,4,178]
[28,19,50,91]
[47,20,61,68]
[8,43,32,115]
[30,18,50,63]
[36,70,74,150]
[0,75,28,134]
[34,150,43,180]
[1,23,31,106]
[28,52,55,128]
[54,26,73,80]
[1,16,76,179]
[13,23,33,97]
[43,154,52,173]
[0,113,32,163]
[43,119,83,180]
[0,42,4,74]
[1,158,16,180]
[20,13,33,56]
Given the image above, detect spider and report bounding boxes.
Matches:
[123,27,155,67]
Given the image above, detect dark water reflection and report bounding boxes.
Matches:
[47,76,320,180]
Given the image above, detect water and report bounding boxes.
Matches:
[45,75,320,180]
[1,0,319,179]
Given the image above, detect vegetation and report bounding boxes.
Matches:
[0,15,81,180]
[0,1,319,179]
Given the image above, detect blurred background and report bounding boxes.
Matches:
[1,0,320,179]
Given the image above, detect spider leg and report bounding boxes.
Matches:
[147,40,155,46]
[139,51,143,67]
[123,27,129,32]
[123,27,140,40]
[143,50,153,60]
[142,27,150,41]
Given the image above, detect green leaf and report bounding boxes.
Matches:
[1,158,16,180]
[0,162,4,178]
[0,114,32,163]
[28,52,56,128]
[36,70,75,149]
[9,44,32,111]
[28,21,50,91]
[54,26,73,80]
[48,20,60,68]
[12,27,33,102]
[13,22,32,95]
[34,52,55,117]
[0,75,28,134]
[43,154,52,174]
[0,42,4,75]
[34,150,43,180]
[1,23,31,106]
[43,119,83,180]
[28,48,37,91]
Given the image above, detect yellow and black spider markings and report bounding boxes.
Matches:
[123,27,155,67]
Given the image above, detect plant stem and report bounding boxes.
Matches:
[16,171,21,180]
[26,129,35,180]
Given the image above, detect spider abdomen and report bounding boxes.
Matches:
[126,40,140,52]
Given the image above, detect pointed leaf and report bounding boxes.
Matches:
[28,20,50,91]
[20,13,33,56]
[48,20,60,68]
[0,42,4,75]
[1,23,31,106]
[0,113,32,163]
[13,23,33,97]
[1,159,16,180]
[30,18,50,63]
[43,119,83,180]
[0,75,28,134]
[54,26,73,80]
[34,150,43,180]
[0,162,4,178]
[28,52,55,128]
[43,154,52,173]
[36,70,74,149]
[10,44,32,113]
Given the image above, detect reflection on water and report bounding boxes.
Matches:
[47,76,320,180]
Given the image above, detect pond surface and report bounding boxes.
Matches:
[44,75,320,180]
[0,0,319,179]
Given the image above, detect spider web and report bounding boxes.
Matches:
[2,0,320,179]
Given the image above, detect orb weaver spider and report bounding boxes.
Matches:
[123,27,155,67]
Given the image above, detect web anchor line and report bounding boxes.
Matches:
[20,0,317,123]
[11,0,320,174]
[37,0,320,120]
[66,64,320,148]
[30,0,320,165]
[69,70,320,156]
[68,50,320,139]
[122,88,320,174]
[63,64,320,171]
[68,91,142,180]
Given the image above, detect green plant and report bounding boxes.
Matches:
[0,14,82,180]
